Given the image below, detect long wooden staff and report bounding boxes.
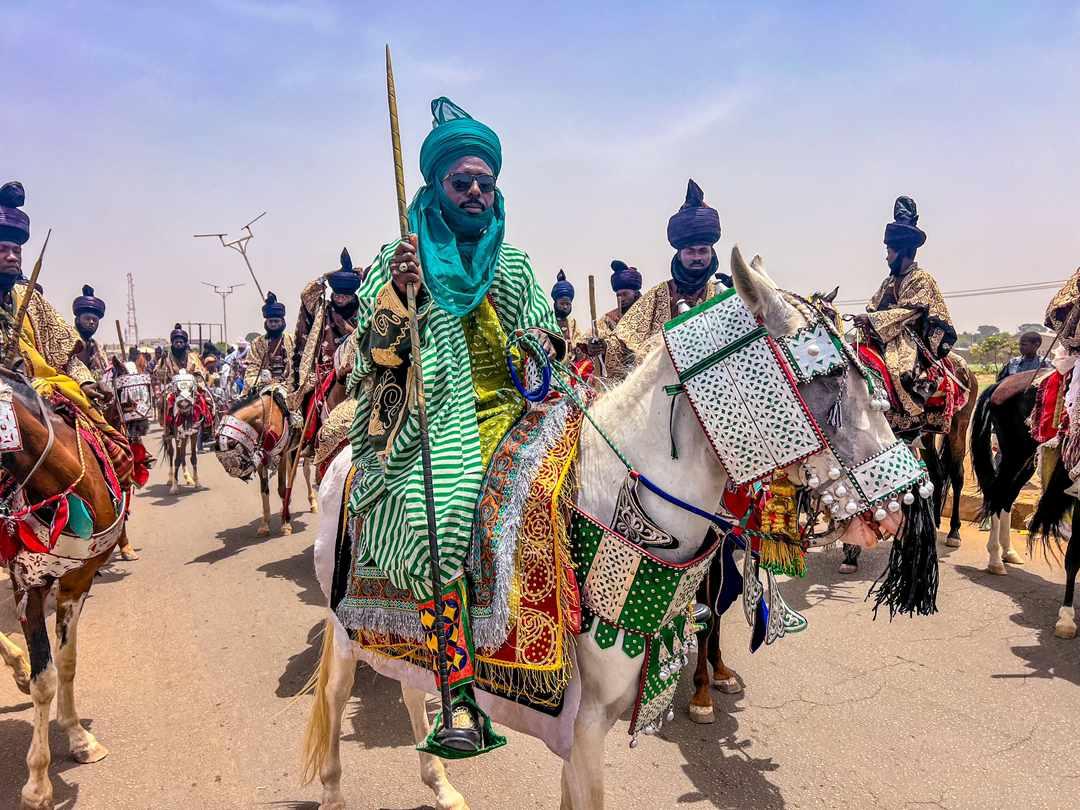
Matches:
[386,44,454,733]
[115,319,127,362]
[587,274,606,376]
[4,228,51,367]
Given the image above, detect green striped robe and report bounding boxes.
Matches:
[347,240,557,598]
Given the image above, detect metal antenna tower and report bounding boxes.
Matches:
[194,211,268,301]
[201,282,244,344]
[125,272,139,348]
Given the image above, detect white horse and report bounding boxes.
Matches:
[163,371,204,494]
[303,247,911,809]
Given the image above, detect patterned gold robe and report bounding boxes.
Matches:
[864,264,955,419]
[2,283,133,485]
[157,350,207,382]
[1045,267,1080,350]
[602,279,717,379]
[244,332,294,390]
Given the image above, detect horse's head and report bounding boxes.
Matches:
[214,389,289,480]
[730,246,927,548]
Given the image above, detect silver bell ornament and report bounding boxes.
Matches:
[806,343,821,357]
[845,501,858,514]
[835,485,848,497]
[828,467,842,480]
[821,493,835,506]
[807,475,820,488]
[887,499,901,513]
[874,508,887,521]
[902,492,915,506]
[919,483,933,498]
[666,709,675,722]
[630,737,639,749]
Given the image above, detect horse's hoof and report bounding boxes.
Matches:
[319,798,346,810]
[688,703,715,724]
[168,484,178,495]
[20,786,54,810]
[713,675,744,694]
[944,536,961,548]
[71,739,109,764]
[838,563,858,574]
[986,562,1007,575]
[1054,607,1077,639]
[281,523,294,536]
[118,545,139,561]
[436,795,469,810]
[1002,549,1025,565]
[310,500,320,514]
[256,524,271,537]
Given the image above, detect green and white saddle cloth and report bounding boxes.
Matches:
[570,508,719,743]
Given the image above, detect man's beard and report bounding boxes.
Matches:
[171,345,187,360]
[265,322,285,338]
[76,326,98,341]
[555,307,572,321]
[332,296,360,320]
[0,270,19,293]
[888,255,906,275]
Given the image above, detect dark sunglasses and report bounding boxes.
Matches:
[445,173,496,194]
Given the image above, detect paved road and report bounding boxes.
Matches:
[2,432,1079,809]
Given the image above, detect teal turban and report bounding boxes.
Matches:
[408,97,506,317]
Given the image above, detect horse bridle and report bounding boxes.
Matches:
[0,372,56,500]
[217,405,291,480]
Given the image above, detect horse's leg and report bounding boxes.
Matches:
[946,452,964,544]
[257,467,271,536]
[116,519,138,561]
[839,543,860,573]
[305,454,319,514]
[190,433,199,488]
[54,583,108,764]
[986,512,1007,574]
[689,569,715,723]
[167,437,178,495]
[998,507,1024,565]
[310,624,356,810]
[19,585,57,810]
[1055,505,1079,639]
[0,630,30,693]
[278,456,293,535]
[401,686,468,810]
[709,541,741,694]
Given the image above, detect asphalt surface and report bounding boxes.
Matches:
[2,430,1079,809]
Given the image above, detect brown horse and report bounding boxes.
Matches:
[214,387,316,536]
[922,359,979,544]
[0,370,125,809]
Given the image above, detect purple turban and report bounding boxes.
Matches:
[610,260,642,292]
[261,291,286,319]
[0,181,30,246]
[883,196,926,251]
[551,269,575,301]
[326,247,362,294]
[72,284,106,318]
[667,179,720,250]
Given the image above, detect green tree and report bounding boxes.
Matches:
[970,332,1017,365]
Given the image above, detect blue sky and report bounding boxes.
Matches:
[7,1,1080,341]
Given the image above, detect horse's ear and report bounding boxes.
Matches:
[821,285,839,303]
[111,355,125,373]
[732,245,797,335]
[748,254,777,288]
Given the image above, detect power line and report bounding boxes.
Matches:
[835,277,1068,306]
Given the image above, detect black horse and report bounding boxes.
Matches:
[1028,450,1080,639]
[970,381,1038,574]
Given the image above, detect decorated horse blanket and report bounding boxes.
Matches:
[333,398,583,717]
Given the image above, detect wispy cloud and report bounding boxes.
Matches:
[212,0,339,31]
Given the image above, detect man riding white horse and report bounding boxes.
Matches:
[342,96,562,756]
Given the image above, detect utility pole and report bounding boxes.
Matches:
[194,211,267,302]
[202,282,243,345]
[125,273,139,347]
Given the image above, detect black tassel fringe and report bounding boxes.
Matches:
[1027,450,1072,563]
[869,495,939,619]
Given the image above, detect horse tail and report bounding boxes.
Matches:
[1028,449,1072,562]
[301,617,336,786]
[970,386,996,516]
